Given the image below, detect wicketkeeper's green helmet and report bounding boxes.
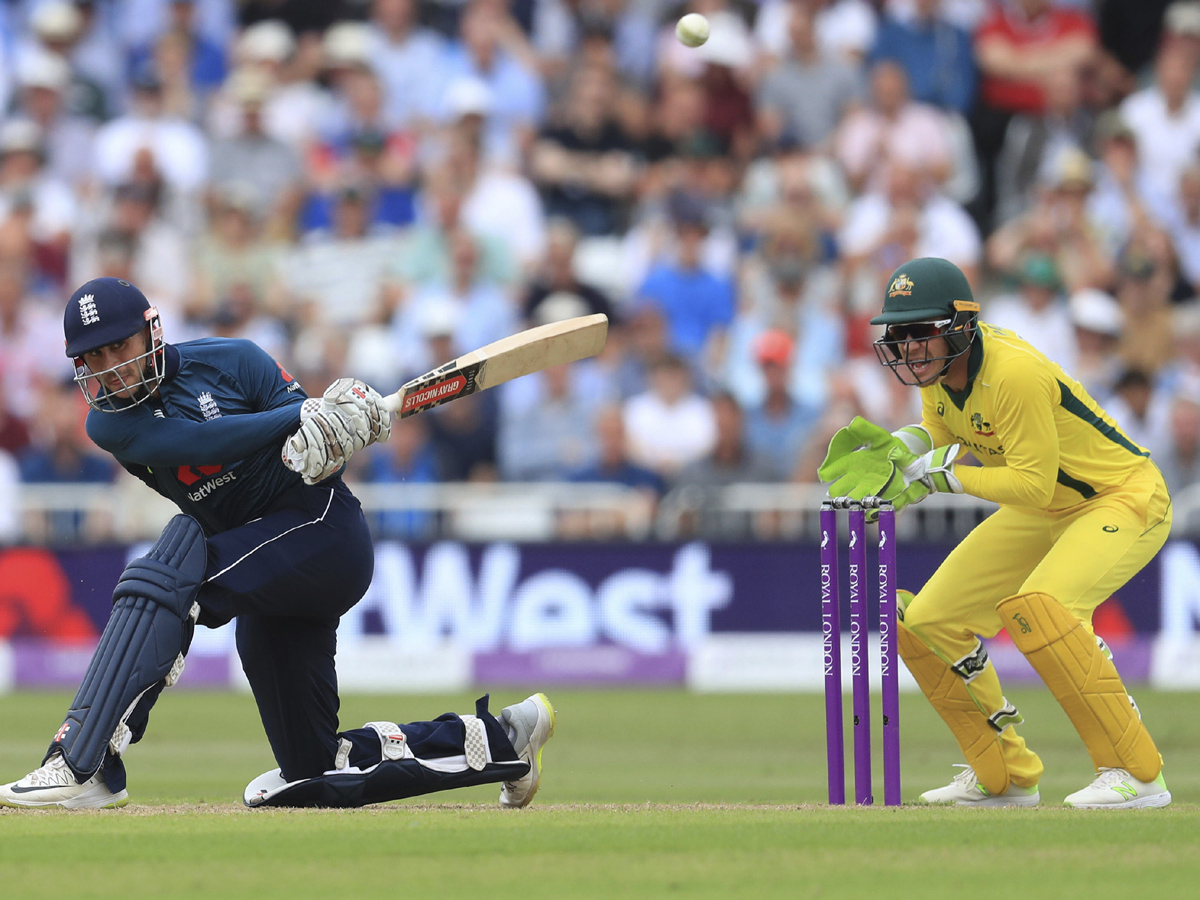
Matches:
[870,257,979,386]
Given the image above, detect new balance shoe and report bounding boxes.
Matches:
[0,752,128,809]
[918,765,1040,807]
[1064,768,1171,809]
[498,693,556,809]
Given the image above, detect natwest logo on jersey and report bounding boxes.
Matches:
[175,464,237,502]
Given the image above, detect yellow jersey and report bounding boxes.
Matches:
[919,323,1152,511]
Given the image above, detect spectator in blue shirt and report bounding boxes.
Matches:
[636,193,736,362]
[360,415,440,540]
[869,0,977,116]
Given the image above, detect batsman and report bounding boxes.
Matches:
[820,257,1172,808]
[0,278,555,810]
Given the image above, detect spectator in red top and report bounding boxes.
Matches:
[970,0,1099,234]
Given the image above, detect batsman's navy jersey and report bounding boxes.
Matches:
[85,338,309,535]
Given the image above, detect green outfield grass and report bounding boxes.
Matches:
[1,689,1198,899]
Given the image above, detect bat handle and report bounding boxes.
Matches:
[382,393,402,415]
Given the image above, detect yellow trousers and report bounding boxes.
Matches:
[904,460,1172,788]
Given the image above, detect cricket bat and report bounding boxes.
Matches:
[382,313,609,418]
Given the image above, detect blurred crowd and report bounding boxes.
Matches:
[5,0,1200,543]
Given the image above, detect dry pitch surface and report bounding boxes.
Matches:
[1,689,1197,899]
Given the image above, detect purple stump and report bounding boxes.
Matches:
[848,502,872,805]
[820,502,844,805]
[877,504,902,806]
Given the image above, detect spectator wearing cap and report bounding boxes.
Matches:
[869,0,976,116]
[209,67,304,232]
[835,59,953,196]
[441,0,547,163]
[757,3,865,150]
[1164,1,1200,64]
[1068,288,1125,401]
[368,0,451,129]
[522,217,618,326]
[1120,42,1200,221]
[530,64,639,236]
[986,253,1077,371]
[127,0,228,103]
[634,192,735,365]
[0,118,77,285]
[92,63,209,194]
[622,354,717,477]
[215,20,325,151]
[742,330,823,481]
[19,0,124,122]
[14,49,95,186]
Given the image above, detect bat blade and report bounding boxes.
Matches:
[383,313,609,418]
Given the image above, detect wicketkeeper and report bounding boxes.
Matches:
[819,257,1171,808]
[0,278,555,810]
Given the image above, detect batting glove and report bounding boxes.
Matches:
[322,377,391,446]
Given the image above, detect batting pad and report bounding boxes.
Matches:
[998,592,1162,783]
[898,621,1012,795]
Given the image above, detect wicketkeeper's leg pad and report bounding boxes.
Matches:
[50,515,207,787]
[898,620,1042,795]
[244,695,528,808]
[998,591,1162,782]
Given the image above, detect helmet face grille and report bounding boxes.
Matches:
[72,312,166,412]
[873,309,977,386]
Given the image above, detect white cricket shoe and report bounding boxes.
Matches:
[498,693,556,809]
[1064,768,1172,809]
[0,752,128,809]
[918,765,1040,807]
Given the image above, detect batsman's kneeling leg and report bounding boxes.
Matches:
[50,515,207,789]
[244,696,529,808]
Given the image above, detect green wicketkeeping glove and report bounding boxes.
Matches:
[818,417,896,477]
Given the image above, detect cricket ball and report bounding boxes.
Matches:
[676,13,710,48]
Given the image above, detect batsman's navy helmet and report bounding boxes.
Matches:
[64,277,153,357]
[64,277,165,412]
